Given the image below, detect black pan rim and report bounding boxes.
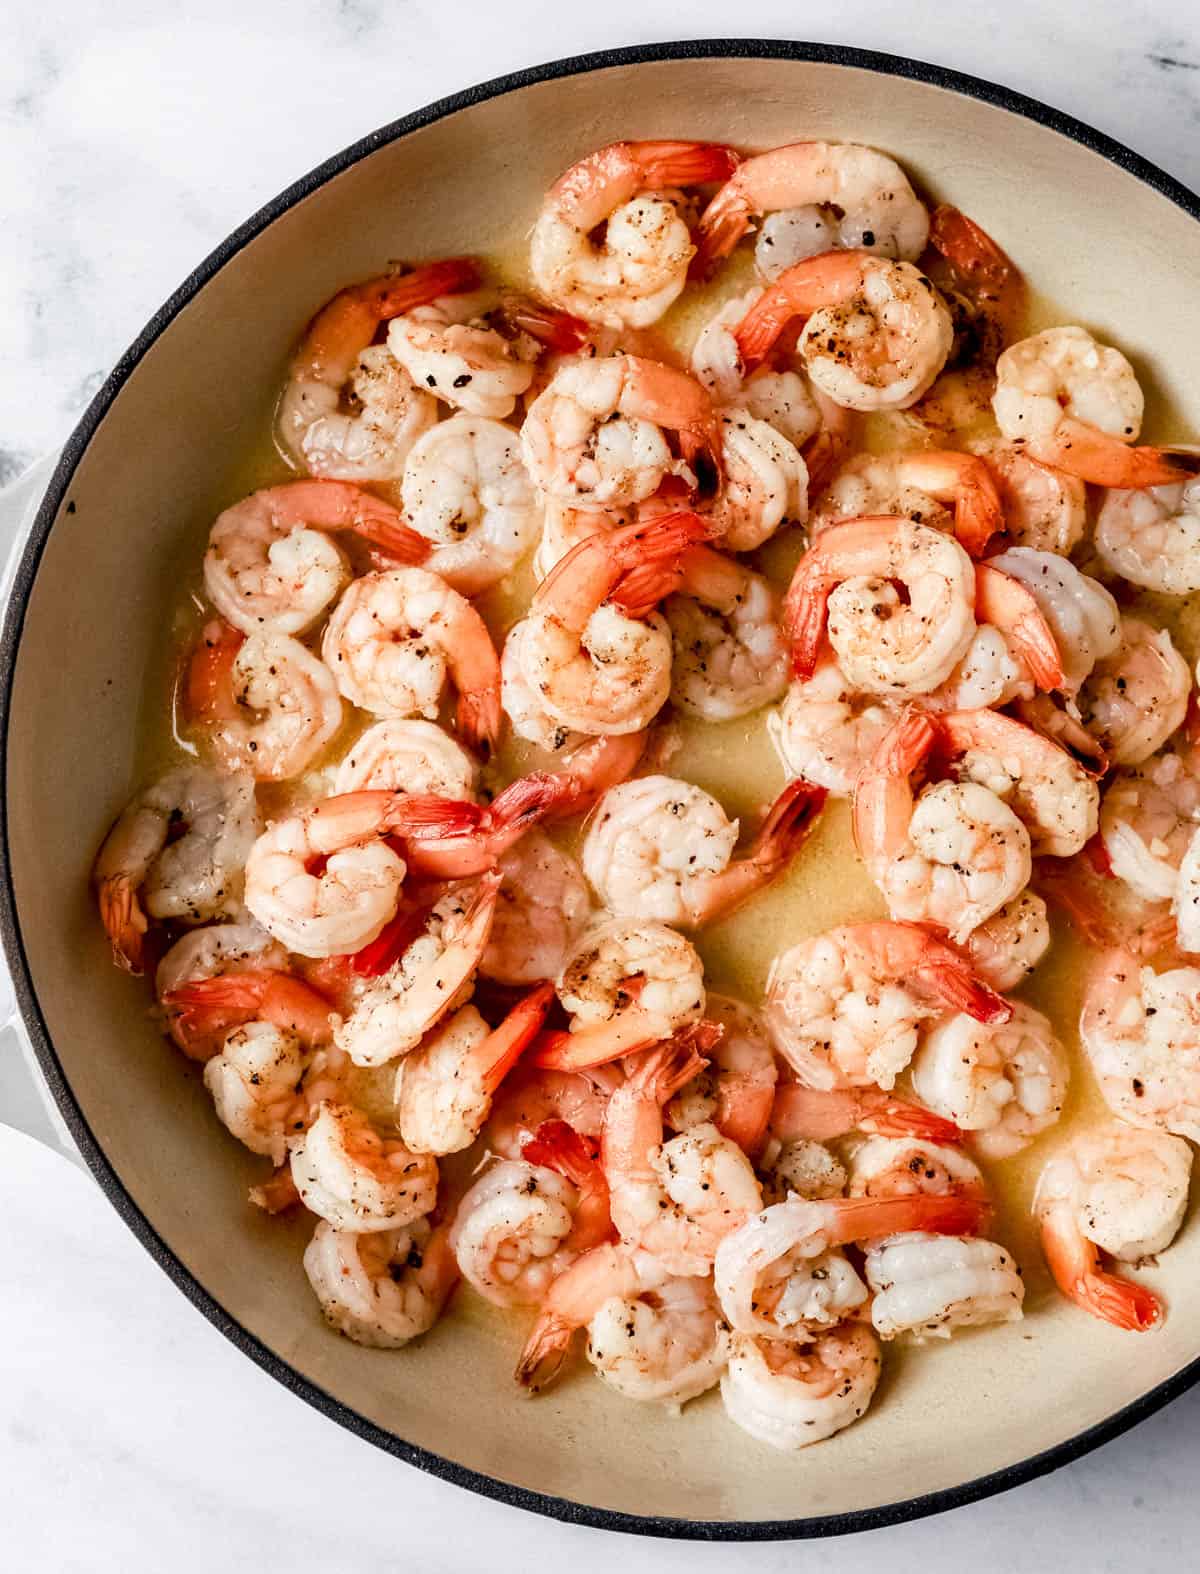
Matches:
[4,35,1200,1543]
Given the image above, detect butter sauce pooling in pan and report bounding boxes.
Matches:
[94,138,1200,1449]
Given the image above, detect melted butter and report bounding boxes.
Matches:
[133,254,1198,1290]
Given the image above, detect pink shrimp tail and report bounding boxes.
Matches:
[249,1165,302,1215]
[633,139,740,190]
[754,778,828,864]
[542,731,649,822]
[385,795,483,841]
[1041,1208,1162,1332]
[772,1084,964,1145]
[733,282,803,372]
[929,205,1022,306]
[375,256,482,316]
[348,513,431,566]
[481,983,556,1094]
[975,563,1065,691]
[914,939,1013,1026]
[97,875,148,975]
[832,1192,989,1248]
[456,685,503,760]
[522,1118,597,1182]
[183,619,244,723]
[859,1094,965,1145]
[514,1313,575,1392]
[691,183,753,277]
[497,292,592,353]
[345,903,432,978]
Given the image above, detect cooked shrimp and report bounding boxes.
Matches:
[846,1135,986,1204]
[967,437,1087,555]
[582,776,826,928]
[276,258,478,479]
[812,449,1004,556]
[1080,950,1200,1141]
[784,517,976,694]
[183,621,343,782]
[512,511,706,737]
[963,891,1051,991]
[400,414,540,595]
[769,650,898,796]
[658,546,789,720]
[985,548,1119,697]
[536,918,706,1071]
[1095,477,1200,595]
[333,874,500,1066]
[689,291,822,448]
[531,140,738,328]
[514,1242,728,1404]
[853,707,1032,943]
[160,967,333,1068]
[486,1062,623,1161]
[520,354,714,508]
[204,480,429,637]
[758,1139,847,1205]
[480,829,591,986]
[386,295,535,421]
[531,499,613,583]
[500,616,587,752]
[992,325,1200,486]
[289,1101,438,1232]
[321,567,501,753]
[696,142,929,276]
[734,254,954,412]
[864,1232,1023,1339]
[155,921,287,1058]
[706,412,808,552]
[203,1022,311,1164]
[94,766,260,972]
[937,708,1099,858]
[665,995,778,1155]
[333,718,478,799]
[303,1216,459,1347]
[1076,618,1191,767]
[714,1192,979,1341]
[720,1324,881,1450]
[1099,744,1200,903]
[911,1001,1068,1160]
[394,984,553,1154]
[601,1040,762,1275]
[763,920,1009,1091]
[1037,1125,1190,1333]
[770,1083,965,1147]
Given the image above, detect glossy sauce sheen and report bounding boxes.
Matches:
[140,248,1199,1318]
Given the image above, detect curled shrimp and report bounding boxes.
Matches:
[706,411,808,552]
[242,793,412,958]
[582,776,826,928]
[812,448,1004,556]
[769,649,898,797]
[720,1324,881,1450]
[510,511,706,738]
[480,829,591,987]
[714,1192,979,1342]
[734,254,953,412]
[203,1022,312,1164]
[183,620,343,782]
[204,480,429,637]
[983,548,1119,705]
[1080,949,1200,1142]
[333,718,478,798]
[303,1216,459,1347]
[660,545,789,720]
[276,258,478,479]
[601,1039,763,1275]
[992,325,1200,487]
[864,1232,1023,1340]
[853,707,1032,943]
[665,994,778,1155]
[94,766,260,973]
[784,517,976,694]
[515,1242,729,1405]
[333,874,500,1066]
[535,919,707,1071]
[763,919,1009,1091]
[394,984,553,1155]
[1095,476,1200,595]
[155,920,287,1058]
[1076,617,1191,767]
[1099,742,1200,904]
[386,292,535,420]
[696,141,929,277]
[1036,1124,1191,1333]
[161,966,333,1070]
[962,891,1051,991]
[936,707,1099,859]
[967,437,1087,555]
[321,567,501,753]
[400,414,540,595]
[450,1123,612,1308]
[289,1101,438,1232]
[521,354,714,509]
[911,1000,1068,1159]
[531,139,739,328]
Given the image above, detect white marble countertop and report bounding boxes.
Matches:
[4,2,1200,1567]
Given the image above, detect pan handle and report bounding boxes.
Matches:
[0,453,87,1169]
